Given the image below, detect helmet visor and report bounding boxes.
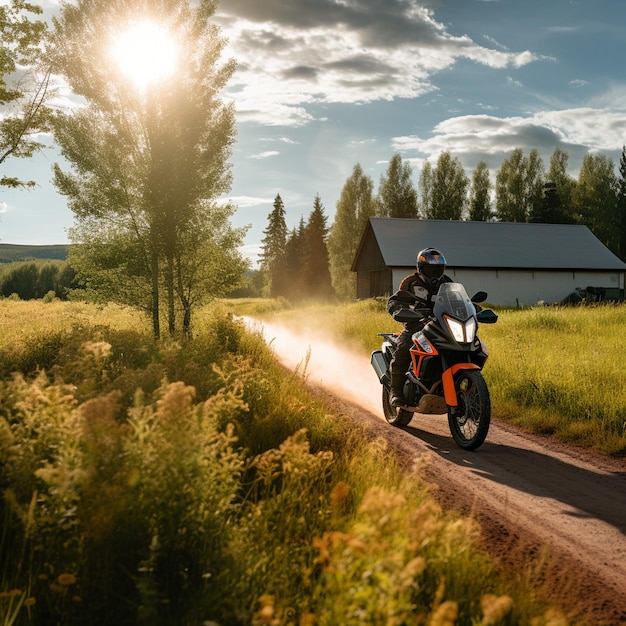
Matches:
[421,264,444,280]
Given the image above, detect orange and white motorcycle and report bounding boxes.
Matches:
[371,282,498,451]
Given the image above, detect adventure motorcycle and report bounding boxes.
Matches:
[370,282,498,451]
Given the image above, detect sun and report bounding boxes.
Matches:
[110,20,179,91]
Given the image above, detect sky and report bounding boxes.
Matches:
[1,0,625,267]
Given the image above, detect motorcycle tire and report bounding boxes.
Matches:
[448,369,490,451]
[382,386,413,427]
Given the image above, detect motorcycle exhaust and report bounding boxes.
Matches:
[370,350,390,385]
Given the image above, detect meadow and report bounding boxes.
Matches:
[233,297,626,457]
[0,298,572,625]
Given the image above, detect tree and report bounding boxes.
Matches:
[495,148,545,222]
[281,218,306,300]
[468,161,492,221]
[546,147,577,219]
[1,0,52,189]
[259,194,288,297]
[618,146,626,260]
[328,163,375,299]
[50,0,243,337]
[376,153,419,218]
[420,151,468,220]
[301,194,334,300]
[572,152,618,252]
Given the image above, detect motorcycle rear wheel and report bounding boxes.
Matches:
[447,369,490,450]
[382,386,413,427]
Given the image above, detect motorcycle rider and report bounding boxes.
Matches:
[387,247,452,408]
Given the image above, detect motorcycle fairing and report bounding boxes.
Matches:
[442,362,481,406]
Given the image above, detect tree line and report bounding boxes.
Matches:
[0,260,75,300]
[5,1,626,311]
[260,146,626,300]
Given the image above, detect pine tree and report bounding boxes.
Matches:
[259,194,288,296]
[302,194,334,300]
[281,218,306,300]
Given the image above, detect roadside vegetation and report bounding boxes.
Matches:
[0,299,567,625]
[232,297,626,458]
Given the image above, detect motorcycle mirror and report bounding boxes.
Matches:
[477,309,498,324]
[471,291,488,303]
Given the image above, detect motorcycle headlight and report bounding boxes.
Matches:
[445,316,476,344]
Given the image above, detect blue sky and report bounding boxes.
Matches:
[1,0,625,266]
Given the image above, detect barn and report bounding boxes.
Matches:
[351,218,626,306]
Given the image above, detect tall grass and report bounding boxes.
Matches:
[232,298,626,457]
[0,299,566,625]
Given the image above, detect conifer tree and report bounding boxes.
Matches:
[281,218,306,300]
[259,193,288,296]
[302,194,334,300]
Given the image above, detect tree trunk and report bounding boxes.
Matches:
[151,249,160,339]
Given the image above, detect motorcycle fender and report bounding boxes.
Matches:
[442,363,481,407]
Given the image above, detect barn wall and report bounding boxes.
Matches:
[390,268,624,306]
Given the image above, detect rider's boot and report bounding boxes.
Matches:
[389,370,406,408]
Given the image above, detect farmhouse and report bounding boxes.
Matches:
[351,218,626,306]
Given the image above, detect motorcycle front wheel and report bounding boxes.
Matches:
[448,369,490,450]
[382,386,413,427]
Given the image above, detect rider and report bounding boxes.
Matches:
[386,247,452,407]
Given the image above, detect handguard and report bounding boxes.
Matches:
[392,308,424,323]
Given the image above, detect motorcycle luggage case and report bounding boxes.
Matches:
[371,350,390,384]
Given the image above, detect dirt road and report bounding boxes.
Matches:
[253,319,626,625]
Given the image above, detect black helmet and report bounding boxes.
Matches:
[416,247,446,286]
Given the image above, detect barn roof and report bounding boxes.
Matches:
[353,218,626,271]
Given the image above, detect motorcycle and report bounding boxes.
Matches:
[370,282,498,451]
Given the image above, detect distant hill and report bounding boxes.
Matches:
[0,244,69,264]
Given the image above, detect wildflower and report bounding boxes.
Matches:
[24,597,36,607]
[429,600,458,626]
[481,593,513,625]
[330,481,350,508]
[57,573,77,586]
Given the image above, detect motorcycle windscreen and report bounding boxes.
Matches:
[433,282,475,321]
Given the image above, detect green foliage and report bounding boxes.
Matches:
[1,0,51,188]
[0,300,564,625]
[50,0,243,337]
[377,152,419,218]
[0,260,75,301]
[420,151,469,220]
[328,163,376,299]
[246,298,626,457]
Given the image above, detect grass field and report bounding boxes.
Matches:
[231,297,626,457]
[0,299,572,624]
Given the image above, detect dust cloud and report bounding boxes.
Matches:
[243,318,383,417]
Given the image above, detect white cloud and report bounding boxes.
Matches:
[391,107,626,167]
[0,202,9,214]
[222,195,273,208]
[216,0,542,126]
[248,151,280,160]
